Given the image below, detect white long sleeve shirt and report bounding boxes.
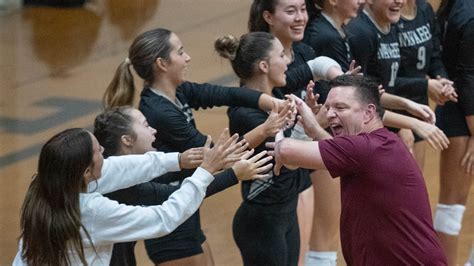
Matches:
[13,152,214,265]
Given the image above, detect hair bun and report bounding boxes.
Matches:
[214,35,239,61]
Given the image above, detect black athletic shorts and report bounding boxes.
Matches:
[145,211,206,263]
[233,197,300,266]
[436,101,471,137]
[297,169,312,192]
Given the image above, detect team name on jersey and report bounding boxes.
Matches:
[398,23,432,47]
[377,42,400,59]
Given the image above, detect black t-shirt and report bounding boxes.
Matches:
[346,10,402,93]
[139,81,262,183]
[228,104,303,205]
[397,0,447,104]
[348,10,429,97]
[304,13,352,72]
[303,13,353,102]
[140,82,261,153]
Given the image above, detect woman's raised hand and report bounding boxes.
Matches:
[346,60,362,75]
[262,101,293,137]
[304,80,322,115]
[221,138,250,169]
[199,128,242,174]
[232,150,273,181]
[179,147,204,169]
[274,98,297,126]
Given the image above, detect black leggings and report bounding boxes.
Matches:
[232,199,300,266]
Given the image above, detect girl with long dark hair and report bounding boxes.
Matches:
[13,127,240,265]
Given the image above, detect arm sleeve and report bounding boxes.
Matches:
[306,56,341,80]
[393,76,428,99]
[347,21,375,75]
[89,152,180,194]
[205,168,238,197]
[179,81,262,110]
[457,21,474,115]
[105,182,180,206]
[86,167,214,245]
[426,3,449,78]
[228,107,270,152]
[282,43,319,94]
[318,135,369,178]
[106,168,238,206]
[284,63,314,94]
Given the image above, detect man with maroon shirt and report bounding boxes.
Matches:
[268,75,447,265]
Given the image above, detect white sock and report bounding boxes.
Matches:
[304,251,337,266]
[465,245,474,266]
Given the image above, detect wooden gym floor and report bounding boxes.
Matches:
[0,0,471,265]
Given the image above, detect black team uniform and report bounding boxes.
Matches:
[346,9,430,136]
[396,0,449,141]
[134,82,264,264]
[345,10,402,94]
[229,88,304,266]
[303,12,352,72]
[346,9,429,96]
[303,11,353,104]
[436,0,474,137]
[279,42,316,196]
[397,0,448,105]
